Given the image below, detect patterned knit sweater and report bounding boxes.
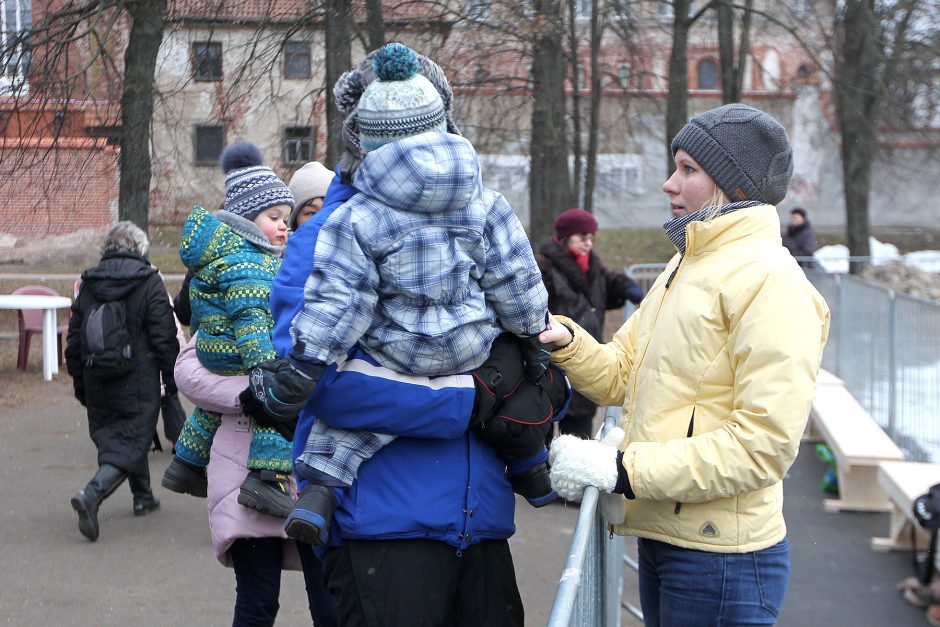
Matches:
[179,205,281,375]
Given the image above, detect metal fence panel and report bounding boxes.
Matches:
[893,293,940,461]
[837,275,893,431]
[547,410,628,627]
[807,268,940,462]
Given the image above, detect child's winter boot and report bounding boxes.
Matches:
[161,456,208,498]
[284,485,338,546]
[238,469,294,518]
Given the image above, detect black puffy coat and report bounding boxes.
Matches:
[783,221,818,268]
[537,238,644,437]
[536,238,642,342]
[64,252,180,475]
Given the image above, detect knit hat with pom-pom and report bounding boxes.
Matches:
[357,43,447,154]
[219,141,294,221]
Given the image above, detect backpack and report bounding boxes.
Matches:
[82,300,135,379]
[912,483,940,584]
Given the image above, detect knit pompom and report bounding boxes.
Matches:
[220,141,263,174]
[373,43,419,82]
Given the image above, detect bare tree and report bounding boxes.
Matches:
[363,0,386,50]
[119,0,167,230]
[715,0,751,103]
[530,0,573,245]
[324,0,353,166]
[833,0,931,269]
[582,0,603,213]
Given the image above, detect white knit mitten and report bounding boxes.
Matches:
[549,427,625,503]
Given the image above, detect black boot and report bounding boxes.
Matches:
[128,471,161,516]
[70,464,126,542]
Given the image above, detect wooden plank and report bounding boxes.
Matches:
[872,461,940,552]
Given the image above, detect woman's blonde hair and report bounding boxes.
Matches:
[101,221,149,257]
[699,186,731,222]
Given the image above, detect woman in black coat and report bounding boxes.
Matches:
[65,221,180,542]
[537,209,644,441]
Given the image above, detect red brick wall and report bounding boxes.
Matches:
[0,138,118,237]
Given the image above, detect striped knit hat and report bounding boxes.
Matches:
[357,43,447,154]
[219,141,294,221]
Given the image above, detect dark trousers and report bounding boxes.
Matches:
[229,537,337,627]
[323,538,524,627]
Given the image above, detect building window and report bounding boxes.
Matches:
[474,66,486,84]
[574,0,591,18]
[575,65,586,91]
[467,0,490,21]
[1,0,31,89]
[283,41,311,79]
[696,58,719,90]
[790,0,812,17]
[283,126,314,166]
[194,125,225,165]
[86,125,122,146]
[192,42,222,81]
[618,63,631,89]
[659,1,694,22]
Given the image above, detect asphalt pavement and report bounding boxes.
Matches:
[0,380,929,626]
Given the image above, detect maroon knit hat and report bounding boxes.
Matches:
[554,208,598,239]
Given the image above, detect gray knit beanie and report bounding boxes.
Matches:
[671,104,793,206]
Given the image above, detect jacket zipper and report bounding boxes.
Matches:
[627,254,686,421]
[674,408,695,516]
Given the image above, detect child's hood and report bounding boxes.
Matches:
[354,132,482,214]
[178,205,259,271]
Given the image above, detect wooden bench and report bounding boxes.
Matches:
[809,369,906,512]
[872,461,940,552]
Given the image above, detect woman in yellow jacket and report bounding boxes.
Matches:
[542,104,830,626]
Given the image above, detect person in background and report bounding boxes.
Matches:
[288,161,334,232]
[782,206,819,268]
[537,207,644,442]
[543,104,830,625]
[65,221,180,542]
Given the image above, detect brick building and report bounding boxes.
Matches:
[2,0,936,239]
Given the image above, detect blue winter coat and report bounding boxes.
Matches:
[271,165,517,551]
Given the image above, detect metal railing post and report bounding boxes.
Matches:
[887,289,897,439]
[834,273,844,377]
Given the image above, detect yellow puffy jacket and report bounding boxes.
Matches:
[551,205,830,553]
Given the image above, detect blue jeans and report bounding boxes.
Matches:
[637,537,789,627]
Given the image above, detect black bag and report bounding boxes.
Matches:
[912,483,940,584]
[82,300,134,378]
[161,392,187,443]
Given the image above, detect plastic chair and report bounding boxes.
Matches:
[14,285,69,371]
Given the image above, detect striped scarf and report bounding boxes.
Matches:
[663,201,762,255]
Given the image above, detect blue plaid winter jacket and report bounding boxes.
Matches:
[289,132,548,376]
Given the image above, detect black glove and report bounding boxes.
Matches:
[517,333,553,383]
[473,365,569,459]
[74,388,86,407]
[470,334,523,425]
[162,374,177,396]
[238,389,300,442]
[241,358,321,424]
